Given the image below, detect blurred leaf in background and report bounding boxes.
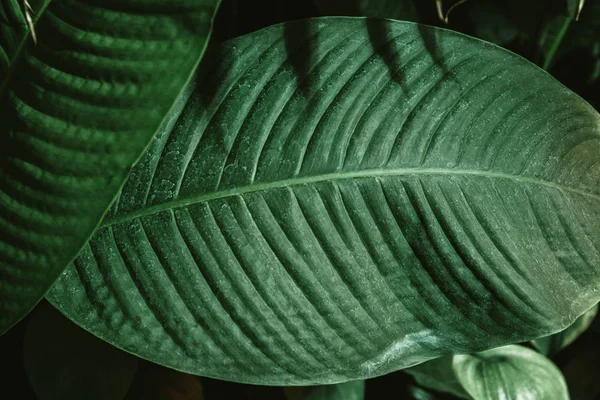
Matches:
[23,304,138,400]
[467,1,519,45]
[284,380,365,400]
[126,362,204,400]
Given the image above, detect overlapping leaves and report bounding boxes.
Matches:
[47,18,600,384]
[0,0,221,333]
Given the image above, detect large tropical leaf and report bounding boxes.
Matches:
[48,18,600,384]
[23,303,138,400]
[0,0,221,333]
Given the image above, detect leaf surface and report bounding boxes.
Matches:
[0,0,220,333]
[48,18,600,385]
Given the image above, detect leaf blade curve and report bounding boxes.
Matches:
[48,18,600,384]
[0,0,221,333]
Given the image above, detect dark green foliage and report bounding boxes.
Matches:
[1,0,599,398]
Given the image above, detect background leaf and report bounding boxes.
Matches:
[467,1,519,46]
[0,0,221,334]
[454,345,569,400]
[23,303,138,400]
[47,17,600,385]
[558,328,600,399]
[407,345,569,399]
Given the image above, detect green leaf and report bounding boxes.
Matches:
[532,304,598,356]
[47,18,600,385]
[314,0,418,20]
[407,345,570,400]
[406,357,470,398]
[23,303,138,400]
[0,0,221,334]
[284,380,365,400]
[453,345,569,400]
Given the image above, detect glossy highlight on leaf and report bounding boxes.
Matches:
[47,17,600,385]
[0,0,221,334]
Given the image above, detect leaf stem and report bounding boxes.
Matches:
[542,16,572,71]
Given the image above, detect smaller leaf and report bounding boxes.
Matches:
[533,304,598,356]
[284,380,365,400]
[406,345,569,400]
[23,303,138,400]
[454,345,569,400]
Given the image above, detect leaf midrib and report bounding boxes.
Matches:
[100,167,600,228]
